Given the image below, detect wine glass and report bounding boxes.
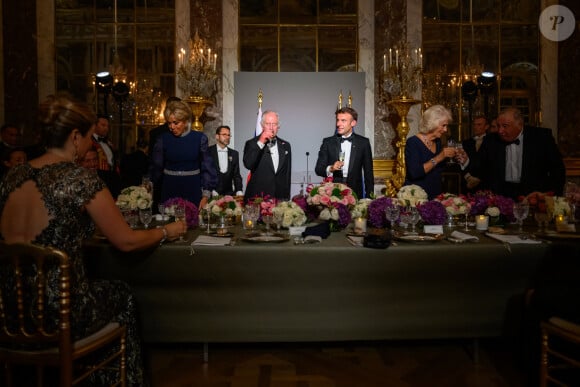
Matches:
[513,202,529,233]
[385,205,400,236]
[174,204,187,241]
[262,214,273,236]
[273,210,285,232]
[446,139,456,165]
[157,203,166,224]
[139,207,153,229]
[407,206,421,234]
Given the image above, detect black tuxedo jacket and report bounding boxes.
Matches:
[243,137,292,201]
[475,127,565,198]
[209,145,243,196]
[314,133,374,199]
[461,135,486,193]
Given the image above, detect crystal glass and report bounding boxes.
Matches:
[139,207,153,229]
[338,151,346,166]
[262,214,273,236]
[174,204,186,241]
[385,205,400,236]
[157,203,166,224]
[273,210,285,232]
[534,211,550,233]
[407,207,421,233]
[513,203,529,233]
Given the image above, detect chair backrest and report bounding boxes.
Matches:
[0,242,72,357]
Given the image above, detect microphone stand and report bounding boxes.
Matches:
[305,152,310,184]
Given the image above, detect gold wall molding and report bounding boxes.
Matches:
[564,158,580,177]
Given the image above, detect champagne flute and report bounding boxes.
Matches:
[446,139,456,165]
[338,151,346,169]
[407,206,420,234]
[174,204,187,241]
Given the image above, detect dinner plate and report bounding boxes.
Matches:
[241,233,290,243]
[395,234,444,243]
[208,231,234,238]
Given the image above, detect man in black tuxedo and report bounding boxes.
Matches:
[209,125,243,196]
[472,107,565,199]
[314,107,374,199]
[461,114,489,192]
[243,110,292,201]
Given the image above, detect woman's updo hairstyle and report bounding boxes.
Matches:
[38,93,97,149]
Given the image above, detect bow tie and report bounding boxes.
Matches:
[505,138,520,146]
[217,148,228,153]
[97,136,107,142]
[340,136,352,143]
[267,138,277,147]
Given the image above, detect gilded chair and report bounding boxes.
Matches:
[540,316,580,387]
[0,242,126,386]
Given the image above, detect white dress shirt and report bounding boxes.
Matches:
[505,131,524,183]
[217,145,228,173]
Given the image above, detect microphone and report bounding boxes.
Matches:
[305,152,310,184]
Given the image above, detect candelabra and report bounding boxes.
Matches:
[382,45,423,99]
[382,44,422,196]
[177,32,218,131]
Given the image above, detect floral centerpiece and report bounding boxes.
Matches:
[468,190,515,223]
[416,200,448,225]
[162,197,199,228]
[396,185,428,207]
[271,201,307,227]
[350,198,373,219]
[546,196,571,218]
[367,196,397,228]
[306,182,357,230]
[246,194,277,218]
[435,193,470,215]
[116,185,152,210]
[208,195,243,218]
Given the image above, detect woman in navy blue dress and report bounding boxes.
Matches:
[404,104,464,199]
[151,100,217,207]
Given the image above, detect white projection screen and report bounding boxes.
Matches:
[234,72,365,197]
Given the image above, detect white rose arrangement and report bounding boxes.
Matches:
[350,198,372,218]
[546,196,570,218]
[272,201,307,227]
[116,186,152,210]
[397,185,428,207]
[485,206,501,217]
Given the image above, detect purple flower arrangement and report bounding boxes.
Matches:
[163,197,199,228]
[367,196,396,228]
[467,190,515,222]
[416,200,447,225]
[335,203,352,228]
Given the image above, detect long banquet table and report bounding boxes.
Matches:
[84,227,555,344]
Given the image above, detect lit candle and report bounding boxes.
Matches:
[207,48,211,64]
[395,49,399,68]
[200,49,204,65]
[383,54,386,72]
[555,214,566,225]
[476,215,489,231]
[354,217,367,235]
[389,48,392,67]
[213,53,217,71]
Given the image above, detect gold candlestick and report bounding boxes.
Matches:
[385,96,421,197]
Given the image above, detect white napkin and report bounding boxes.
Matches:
[450,231,479,242]
[485,233,542,244]
[347,235,364,247]
[191,235,231,246]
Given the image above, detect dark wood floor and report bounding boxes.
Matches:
[146,338,535,387]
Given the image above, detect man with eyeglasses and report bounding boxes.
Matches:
[243,110,292,201]
[209,125,243,196]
